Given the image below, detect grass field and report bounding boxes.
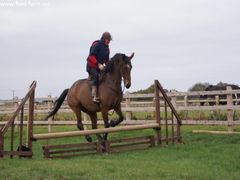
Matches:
[1,125,240,180]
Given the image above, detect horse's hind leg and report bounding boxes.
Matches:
[71,106,92,142]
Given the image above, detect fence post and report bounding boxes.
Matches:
[171,95,181,142]
[125,91,131,122]
[227,86,233,132]
[83,113,88,129]
[27,85,35,158]
[13,97,19,132]
[47,95,53,133]
[0,132,3,157]
[184,95,188,107]
[171,96,177,129]
[215,95,219,105]
[154,80,161,145]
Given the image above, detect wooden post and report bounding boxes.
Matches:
[215,95,220,121]
[183,95,188,128]
[125,91,132,122]
[171,96,177,131]
[10,121,14,158]
[47,95,53,133]
[105,141,111,153]
[83,113,88,121]
[83,113,88,129]
[171,95,181,142]
[27,84,35,158]
[96,142,102,154]
[19,106,24,158]
[149,136,155,147]
[215,95,219,105]
[0,132,3,157]
[164,100,168,145]
[154,80,161,145]
[184,95,188,107]
[13,97,19,132]
[171,111,174,144]
[82,112,89,130]
[227,86,233,132]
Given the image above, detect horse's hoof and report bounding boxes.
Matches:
[85,135,92,142]
[110,120,116,127]
[100,142,107,153]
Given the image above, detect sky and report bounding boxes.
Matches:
[0,0,240,99]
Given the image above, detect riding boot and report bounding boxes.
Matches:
[92,86,100,103]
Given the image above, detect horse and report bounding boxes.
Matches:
[46,53,134,144]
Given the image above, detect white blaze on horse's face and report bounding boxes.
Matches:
[123,53,134,89]
[123,64,132,89]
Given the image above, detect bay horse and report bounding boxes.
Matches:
[46,53,134,143]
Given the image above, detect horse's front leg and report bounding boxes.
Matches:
[110,104,124,127]
[101,109,110,141]
[88,113,104,142]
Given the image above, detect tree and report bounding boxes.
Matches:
[188,82,211,91]
[216,81,227,87]
[132,84,155,94]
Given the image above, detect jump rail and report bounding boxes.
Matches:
[33,123,159,140]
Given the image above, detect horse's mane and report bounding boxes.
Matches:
[105,53,127,73]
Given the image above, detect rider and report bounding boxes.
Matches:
[86,32,112,103]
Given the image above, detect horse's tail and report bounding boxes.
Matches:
[45,89,69,120]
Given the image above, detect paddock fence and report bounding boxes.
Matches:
[1,87,240,132]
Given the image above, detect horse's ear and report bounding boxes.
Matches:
[129,52,135,60]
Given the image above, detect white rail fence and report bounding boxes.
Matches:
[1,87,240,132]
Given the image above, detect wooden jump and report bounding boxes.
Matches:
[33,123,159,140]
[0,80,182,159]
[0,81,36,158]
[38,80,182,158]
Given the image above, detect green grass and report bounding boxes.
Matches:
[1,125,240,180]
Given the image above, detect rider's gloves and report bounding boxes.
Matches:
[98,64,104,71]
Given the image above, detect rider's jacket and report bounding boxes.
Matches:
[87,40,110,69]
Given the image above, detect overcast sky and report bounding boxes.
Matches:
[0,0,240,99]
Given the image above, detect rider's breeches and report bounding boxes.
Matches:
[87,66,99,86]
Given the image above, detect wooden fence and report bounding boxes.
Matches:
[1,80,182,158]
[1,87,240,131]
